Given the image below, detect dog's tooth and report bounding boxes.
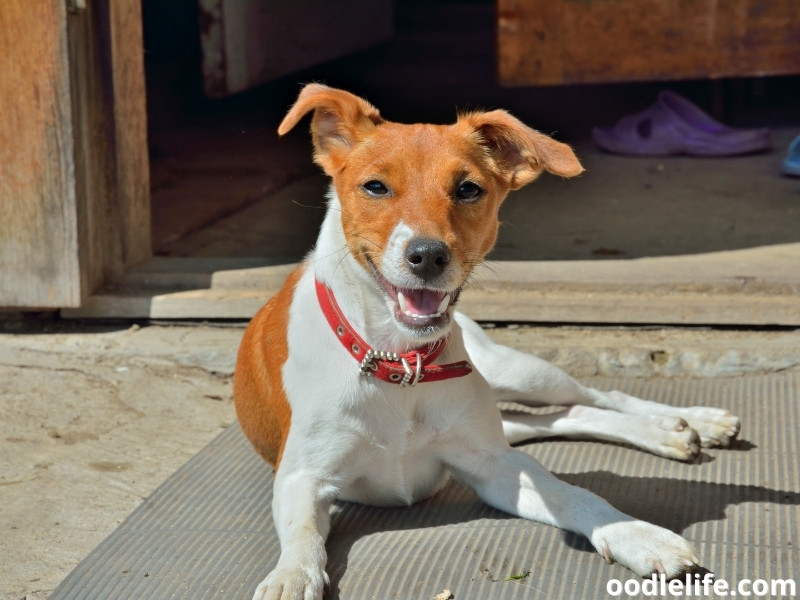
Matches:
[398,291,448,320]
[436,294,450,315]
[398,291,408,314]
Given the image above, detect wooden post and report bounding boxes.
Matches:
[0,0,151,309]
[67,0,151,296]
[0,0,81,307]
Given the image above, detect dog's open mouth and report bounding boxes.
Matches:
[391,286,458,329]
[367,259,460,331]
[397,287,451,319]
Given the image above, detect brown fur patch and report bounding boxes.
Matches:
[233,266,304,468]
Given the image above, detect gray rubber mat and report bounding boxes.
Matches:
[51,374,799,599]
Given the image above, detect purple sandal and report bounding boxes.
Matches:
[592,91,772,156]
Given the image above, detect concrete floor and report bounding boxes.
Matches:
[2,320,800,599]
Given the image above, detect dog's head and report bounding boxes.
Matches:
[279,84,583,341]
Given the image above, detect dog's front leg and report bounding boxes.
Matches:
[447,446,698,578]
[253,468,335,600]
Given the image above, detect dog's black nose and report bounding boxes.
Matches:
[405,238,451,279]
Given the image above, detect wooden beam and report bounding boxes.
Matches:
[109,0,151,269]
[0,0,150,309]
[62,245,800,325]
[67,0,151,296]
[199,0,393,97]
[498,0,800,86]
[0,0,81,307]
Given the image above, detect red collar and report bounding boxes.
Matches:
[315,279,472,387]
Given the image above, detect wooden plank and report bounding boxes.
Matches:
[459,290,800,325]
[67,1,122,296]
[0,0,81,307]
[115,244,800,293]
[498,0,800,86]
[62,284,800,325]
[66,0,151,298]
[109,0,151,269]
[497,0,563,87]
[199,0,393,97]
[0,0,149,309]
[62,245,800,325]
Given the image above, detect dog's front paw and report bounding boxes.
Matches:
[595,521,699,578]
[679,407,740,448]
[252,565,328,600]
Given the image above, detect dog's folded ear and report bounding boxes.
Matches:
[460,110,584,190]
[278,83,384,174]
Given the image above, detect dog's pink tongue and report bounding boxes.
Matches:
[402,289,446,315]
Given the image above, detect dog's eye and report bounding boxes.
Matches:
[455,181,483,202]
[362,180,390,197]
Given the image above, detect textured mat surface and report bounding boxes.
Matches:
[52,374,799,599]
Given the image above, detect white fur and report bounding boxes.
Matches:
[381,220,464,292]
[250,191,739,600]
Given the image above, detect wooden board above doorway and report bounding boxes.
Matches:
[498,0,800,86]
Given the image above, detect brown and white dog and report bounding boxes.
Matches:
[234,84,740,600]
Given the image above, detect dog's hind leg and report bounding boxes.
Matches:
[457,313,740,450]
[500,406,701,460]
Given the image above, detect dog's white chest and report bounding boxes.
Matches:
[282,273,485,506]
[337,400,454,507]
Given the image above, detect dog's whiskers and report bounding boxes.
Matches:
[290,199,329,211]
[309,244,350,265]
[355,235,384,251]
[332,248,354,277]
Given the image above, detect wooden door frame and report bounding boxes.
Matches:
[0,0,149,310]
[1,1,81,307]
[68,0,151,302]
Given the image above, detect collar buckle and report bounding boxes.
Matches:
[399,352,423,388]
[316,279,472,386]
[360,348,399,376]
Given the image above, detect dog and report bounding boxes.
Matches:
[234,84,740,600]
